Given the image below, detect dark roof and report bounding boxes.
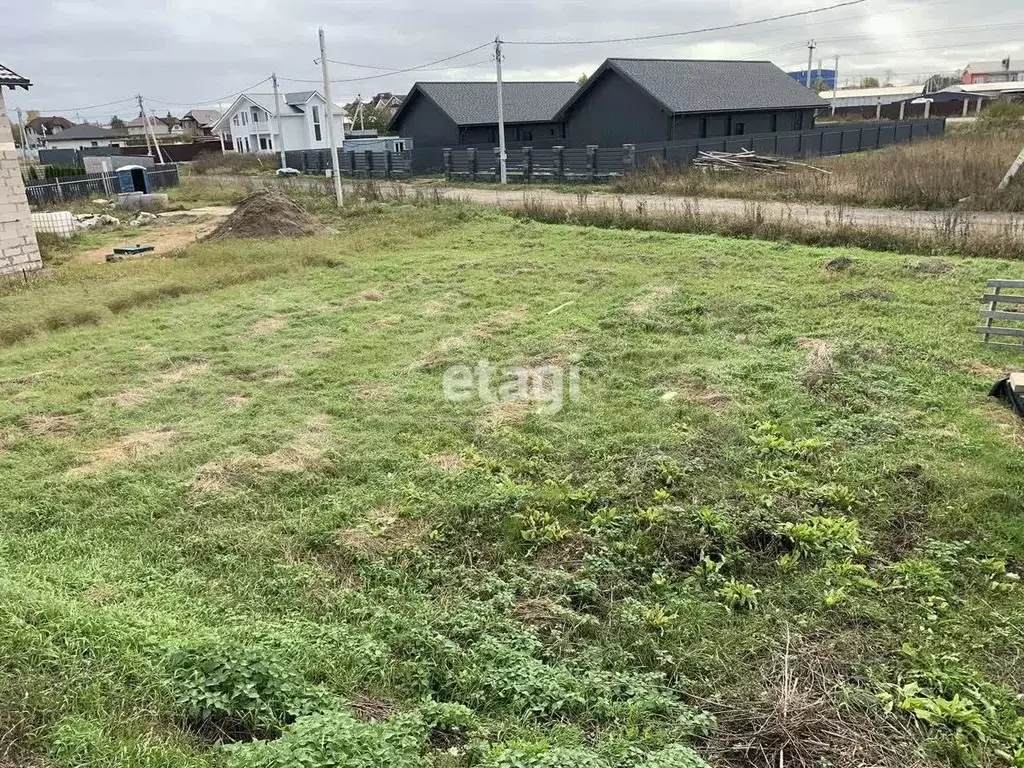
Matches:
[48,124,126,140]
[391,81,579,127]
[26,116,74,133]
[285,91,315,105]
[556,58,828,119]
[0,63,30,90]
[182,108,222,126]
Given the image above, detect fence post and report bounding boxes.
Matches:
[467,148,477,182]
[384,150,393,179]
[553,146,564,182]
[586,145,598,182]
[55,176,63,203]
[347,151,356,175]
[364,150,374,178]
[858,126,865,151]
[622,143,636,174]
[521,147,532,183]
[493,147,501,182]
[443,148,453,180]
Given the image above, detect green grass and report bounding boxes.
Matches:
[2,201,1024,768]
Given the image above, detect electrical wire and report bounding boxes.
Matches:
[281,51,494,85]
[503,0,867,45]
[16,96,137,114]
[317,41,492,75]
[146,75,273,107]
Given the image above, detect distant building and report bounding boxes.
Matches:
[41,123,128,150]
[179,109,223,137]
[126,115,183,137]
[23,115,73,148]
[818,84,925,117]
[787,68,837,90]
[962,59,1024,84]
[556,59,826,146]
[211,90,351,153]
[389,81,578,147]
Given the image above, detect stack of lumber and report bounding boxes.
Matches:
[692,149,831,175]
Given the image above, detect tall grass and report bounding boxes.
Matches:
[613,124,1024,212]
[505,196,1024,260]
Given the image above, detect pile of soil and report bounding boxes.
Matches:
[204,189,321,240]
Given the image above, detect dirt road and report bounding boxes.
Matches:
[421,185,1024,238]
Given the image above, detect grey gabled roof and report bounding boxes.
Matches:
[557,58,828,119]
[392,81,579,127]
[47,124,126,140]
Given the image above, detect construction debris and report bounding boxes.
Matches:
[692,149,832,175]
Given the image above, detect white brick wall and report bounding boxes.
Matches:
[0,89,42,276]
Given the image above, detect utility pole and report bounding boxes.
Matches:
[357,93,365,131]
[806,40,816,88]
[272,72,286,169]
[137,94,154,157]
[494,35,507,184]
[140,97,165,164]
[319,26,344,207]
[832,56,839,115]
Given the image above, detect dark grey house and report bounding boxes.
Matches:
[388,81,579,147]
[554,58,828,146]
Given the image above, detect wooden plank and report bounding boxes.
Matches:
[984,285,1001,345]
[980,310,1024,322]
[987,279,1024,289]
[982,293,1024,305]
[975,326,1024,338]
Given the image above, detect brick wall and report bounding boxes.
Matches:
[0,89,42,276]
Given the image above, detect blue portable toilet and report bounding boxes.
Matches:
[116,164,150,194]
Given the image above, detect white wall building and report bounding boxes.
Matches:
[41,124,128,150]
[212,91,350,154]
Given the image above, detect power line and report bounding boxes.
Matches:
[146,75,273,108]
[279,58,493,85]
[504,0,867,45]
[15,96,136,114]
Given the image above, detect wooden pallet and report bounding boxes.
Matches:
[979,279,1024,349]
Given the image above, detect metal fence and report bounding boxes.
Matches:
[441,119,946,183]
[283,149,414,178]
[24,164,180,207]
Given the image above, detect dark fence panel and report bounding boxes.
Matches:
[24,163,180,206]
[281,148,414,178]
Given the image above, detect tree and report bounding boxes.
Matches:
[924,73,960,94]
[577,72,588,85]
[811,78,830,94]
[163,111,179,134]
[26,109,39,121]
[10,122,23,147]
[360,104,394,134]
[110,115,125,130]
[860,77,880,88]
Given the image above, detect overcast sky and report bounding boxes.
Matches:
[6,0,1024,121]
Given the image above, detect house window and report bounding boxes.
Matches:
[699,116,708,139]
[241,112,248,126]
[392,140,406,153]
[232,115,239,126]
[90,141,98,147]
[312,105,322,141]
[259,136,271,150]
[733,122,745,136]
[771,114,778,132]
[251,107,261,124]
[522,129,533,142]
[549,128,556,137]
[244,137,250,152]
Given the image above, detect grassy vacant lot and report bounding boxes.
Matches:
[2,201,1024,768]
[614,124,1024,213]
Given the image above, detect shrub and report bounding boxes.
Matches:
[164,642,325,739]
[981,100,1024,124]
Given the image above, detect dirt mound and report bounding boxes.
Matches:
[205,190,321,240]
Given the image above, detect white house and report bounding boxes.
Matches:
[41,124,128,150]
[212,90,351,154]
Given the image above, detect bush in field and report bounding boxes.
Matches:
[981,99,1024,124]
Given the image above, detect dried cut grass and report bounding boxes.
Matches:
[627,285,675,315]
[20,413,78,438]
[108,363,209,408]
[706,629,924,768]
[797,338,838,391]
[477,401,534,431]
[335,507,429,557]
[246,316,286,337]
[69,428,178,476]
[428,453,465,471]
[349,694,397,723]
